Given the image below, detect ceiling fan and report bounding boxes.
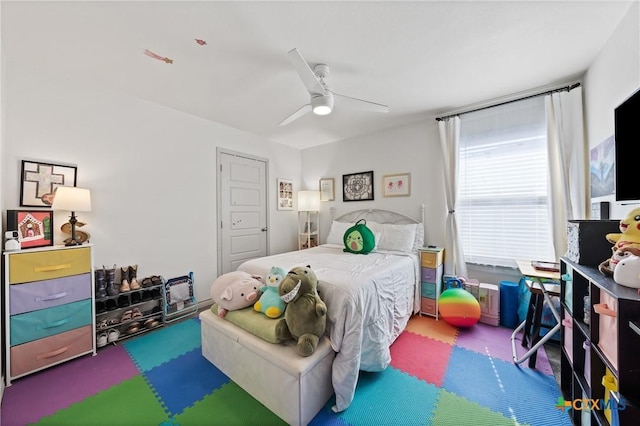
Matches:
[278,48,390,126]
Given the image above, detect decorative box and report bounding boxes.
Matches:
[566,220,619,266]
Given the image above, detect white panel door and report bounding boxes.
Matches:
[219,151,268,274]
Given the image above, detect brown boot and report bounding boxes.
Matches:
[129,265,140,290]
[120,266,131,292]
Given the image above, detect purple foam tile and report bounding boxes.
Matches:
[1,345,139,425]
[455,323,554,375]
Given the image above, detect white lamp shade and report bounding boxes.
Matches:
[52,187,92,212]
[298,190,320,211]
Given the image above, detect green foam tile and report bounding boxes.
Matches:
[431,388,530,426]
[34,375,170,426]
[173,382,287,426]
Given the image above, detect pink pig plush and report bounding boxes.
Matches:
[210,271,264,317]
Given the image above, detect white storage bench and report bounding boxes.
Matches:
[199,309,335,426]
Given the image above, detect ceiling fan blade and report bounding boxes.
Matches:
[333,92,390,113]
[288,48,326,95]
[278,104,312,126]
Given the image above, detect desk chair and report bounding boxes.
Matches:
[511,260,561,369]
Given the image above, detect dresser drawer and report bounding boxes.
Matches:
[595,292,618,371]
[10,299,93,346]
[421,282,438,299]
[421,297,437,315]
[10,325,93,378]
[8,247,91,284]
[10,273,91,315]
[421,250,444,268]
[421,264,443,284]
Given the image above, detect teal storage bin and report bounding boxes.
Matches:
[10,299,92,346]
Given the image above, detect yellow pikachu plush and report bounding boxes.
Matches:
[606,207,640,252]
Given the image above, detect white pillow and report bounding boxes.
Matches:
[364,221,384,249]
[326,221,352,245]
[413,224,425,251]
[378,223,417,252]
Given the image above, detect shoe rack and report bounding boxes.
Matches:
[94,265,165,347]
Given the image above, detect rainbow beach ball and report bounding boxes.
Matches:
[438,287,481,328]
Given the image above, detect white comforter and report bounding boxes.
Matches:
[237,244,420,412]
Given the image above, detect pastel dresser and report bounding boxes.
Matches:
[4,245,95,386]
[419,247,444,319]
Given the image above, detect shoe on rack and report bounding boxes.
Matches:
[132,308,143,319]
[131,291,142,305]
[95,267,107,299]
[96,301,107,314]
[151,275,163,287]
[129,265,140,290]
[121,310,133,322]
[117,295,131,308]
[105,264,119,297]
[144,318,161,329]
[97,332,108,348]
[126,322,140,334]
[120,266,131,293]
[106,299,118,311]
[141,277,153,288]
[142,290,152,301]
[107,329,120,343]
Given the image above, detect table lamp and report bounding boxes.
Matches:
[52,186,92,246]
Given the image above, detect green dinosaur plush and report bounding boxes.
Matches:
[343,219,375,254]
[275,265,327,356]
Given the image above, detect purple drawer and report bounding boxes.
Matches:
[420,264,443,284]
[10,273,91,315]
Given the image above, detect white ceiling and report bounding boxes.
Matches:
[2,1,633,149]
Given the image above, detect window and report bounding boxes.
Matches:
[458,96,555,268]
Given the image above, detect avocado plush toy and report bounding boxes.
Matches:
[343,219,375,254]
[275,265,327,356]
[254,266,287,318]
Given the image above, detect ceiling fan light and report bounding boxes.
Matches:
[311,92,334,115]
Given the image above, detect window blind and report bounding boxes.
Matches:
[458,96,555,268]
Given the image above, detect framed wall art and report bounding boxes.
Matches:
[382,173,411,197]
[343,171,374,202]
[277,178,293,210]
[20,160,77,207]
[319,178,335,201]
[7,210,54,249]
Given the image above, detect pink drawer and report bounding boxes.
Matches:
[562,313,573,364]
[10,273,91,315]
[594,292,618,370]
[421,297,437,315]
[10,325,93,378]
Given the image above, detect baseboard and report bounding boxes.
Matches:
[198,298,214,312]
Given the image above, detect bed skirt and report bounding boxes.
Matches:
[199,309,335,426]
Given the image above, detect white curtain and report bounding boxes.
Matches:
[545,86,588,259]
[438,117,468,277]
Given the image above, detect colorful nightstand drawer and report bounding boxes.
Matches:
[9,247,91,284]
[421,282,438,299]
[421,264,443,283]
[420,249,444,268]
[421,297,437,315]
[10,273,91,315]
[10,299,93,346]
[594,291,618,371]
[10,325,93,378]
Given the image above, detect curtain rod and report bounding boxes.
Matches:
[435,82,581,121]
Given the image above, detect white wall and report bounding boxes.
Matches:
[301,119,448,252]
[1,67,301,303]
[584,1,640,220]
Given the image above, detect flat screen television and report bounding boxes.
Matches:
[615,87,640,202]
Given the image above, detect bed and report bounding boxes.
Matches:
[236,208,424,412]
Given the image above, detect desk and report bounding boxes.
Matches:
[510,260,561,368]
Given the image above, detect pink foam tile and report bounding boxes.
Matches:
[1,345,139,425]
[390,331,453,386]
[454,323,554,375]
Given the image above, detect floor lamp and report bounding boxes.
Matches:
[297,190,320,249]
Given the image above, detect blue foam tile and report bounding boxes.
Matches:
[444,346,571,425]
[144,347,230,416]
[124,318,201,371]
[334,368,438,426]
[308,406,351,426]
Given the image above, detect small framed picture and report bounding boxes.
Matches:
[20,160,77,207]
[319,178,335,201]
[382,173,411,197]
[343,171,374,202]
[7,210,54,249]
[277,178,293,210]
